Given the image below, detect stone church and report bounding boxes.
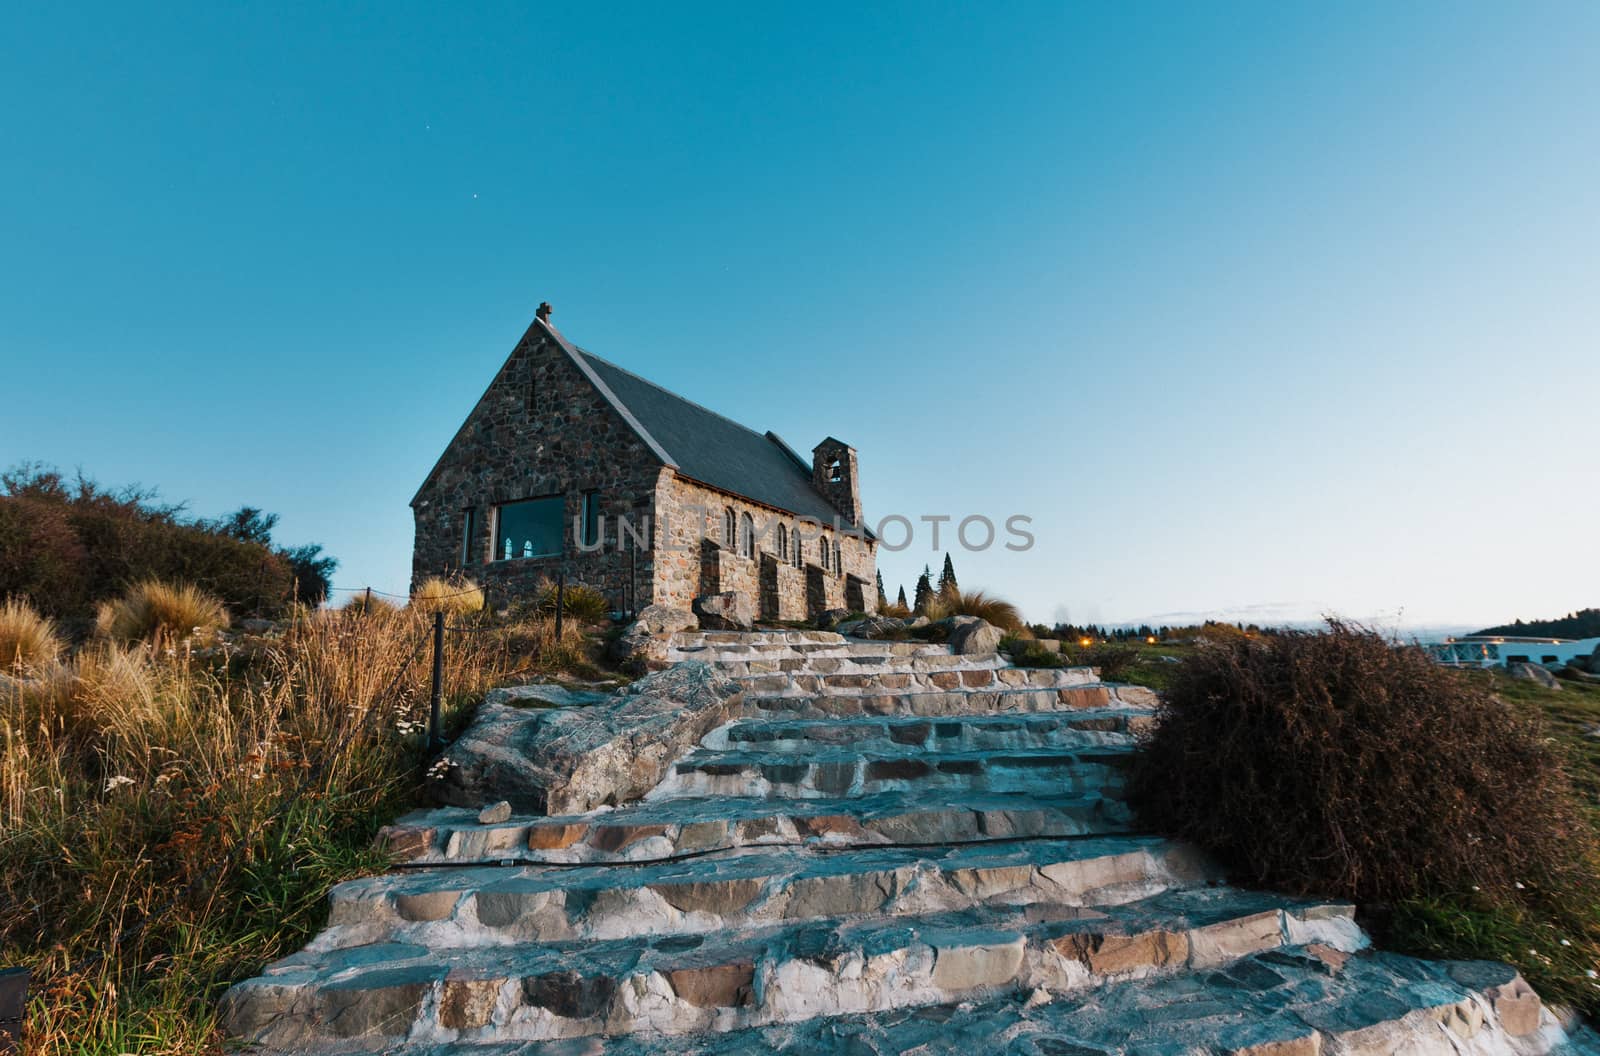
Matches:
[412,306,878,619]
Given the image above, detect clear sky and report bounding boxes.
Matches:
[3,3,1596,630]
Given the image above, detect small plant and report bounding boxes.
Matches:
[533,579,611,624]
[411,576,485,616]
[0,596,64,674]
[1010,641,1066,668]
[341,592,396,617]
[876,601,913,619]
[925,588,1024,632]
[94,579,230,643]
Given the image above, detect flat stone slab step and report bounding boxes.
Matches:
[737,666,1101,698]
[705,653,1009,678]
[382,791,1139,865]
[742,684,1156,720]
[312,836,1216,949]
[222,889,1364,1049]
[652,742,1136,801]
[667,640,953,663]
[705,709,1146,754]
[670,631,849,648]
[412,951,1568,1056]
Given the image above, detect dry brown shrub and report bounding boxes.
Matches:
[94,579,230,644]
[925,588,1024,632]
[1131,620,1597,902]
[0,596,64,673]
[411,576,485,616]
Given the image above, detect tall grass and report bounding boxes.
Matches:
[0,596,64,673]
[0,603,587,1054]
[532,579,611,624]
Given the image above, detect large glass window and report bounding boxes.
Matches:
[581,491,601,548]
[496,497,563,560]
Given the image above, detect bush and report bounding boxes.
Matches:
[925,588,1024,632]
[1073,642,1141,681]
[94,580,230,644]
[0,466,298,633]
[0,597,64,674]
[533,579,611,623]
[1131,621,1596,902]
[341,592,397,617]
[877,601,913,619]
[411,576,486,617]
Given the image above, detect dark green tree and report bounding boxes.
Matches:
[913,565,936,615]
[938,552,959,598]
[875,569,886,605]
[896,585,908,608]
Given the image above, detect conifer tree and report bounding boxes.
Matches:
[896,585,908,609]
[875,569,886,605]
[938,552,959,598]
[913,565,936,615]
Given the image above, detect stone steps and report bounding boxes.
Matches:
[735,666,1100,698]
[707,653,1009,678]
[742,683,1157,720]
[651,743,1136,801]
[221,890,1365,1050]
[308,836,1215,951]
[706,709,1145,754]
[406,951,1569,1056]
[667,639,952,664]
[380,790,1139,865]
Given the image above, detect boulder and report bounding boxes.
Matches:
[693,591,755,631]
[610,630,670,671]
[1586,647,1600,675]
[632,604,697,636]
[947,616,1003,656]
[837,615,909,639]
[484,683,610,709]
[1506,662,1560,690]
[815,608,853,631]
[432,662,743,814]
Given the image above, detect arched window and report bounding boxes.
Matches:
[833,541,842,573]
[724,507,737,550]
[793,538,804,569]
[739,512,755,558]
[821,536,830,572]
[776,523,789,561]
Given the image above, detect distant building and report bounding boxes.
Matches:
[411,307,877,617]
[1425,635,1600,669]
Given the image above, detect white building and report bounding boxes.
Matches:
[1425,635,1600,669]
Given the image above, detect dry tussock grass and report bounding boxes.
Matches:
[0,596,64,673]
[94,579,230,644]
[410,576,485,616]
[925,588,1024,632]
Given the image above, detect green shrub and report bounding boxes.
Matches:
[1131,620,1597,902]
[533,580,611,624]
[1071,641,1141,681]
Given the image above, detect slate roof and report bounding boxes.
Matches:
[570,346,861,528]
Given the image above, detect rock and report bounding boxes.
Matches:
[1585,647,1600,675]
[239,618,278,635]
[1507,662,1560,689]
[478,800,513,824]
[610,630,670,670]
[693,591,756,631]
[484,684,610,709]
[814,608,853,631]
[837,615,909,639]
[433,662,743,814]
[947,617,1002,655]
[666,962,754,1008]
[632,604,698,636]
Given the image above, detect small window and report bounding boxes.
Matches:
[833,541,842,572]
[581,491,601,549]
[495,497,564,561]
[793,538,804,569]
[821,537,830,572]
[776,523,789,561]
[739,512,755,558]
[461,507,477,565]
[827,457,844,484]
[724,507,737,550]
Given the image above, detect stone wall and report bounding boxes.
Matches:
[411,323,663,612]
[653,474,876,617]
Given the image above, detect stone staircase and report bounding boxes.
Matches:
[222,629,1596,1055]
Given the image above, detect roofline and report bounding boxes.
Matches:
[546,322,677,467]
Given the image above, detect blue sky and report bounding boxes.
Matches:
[3,3,1596,629]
